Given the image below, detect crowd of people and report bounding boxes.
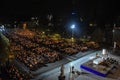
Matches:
[4,29,100,71]
[0,28,100,80]
[0,63,31,80]
[8,64,30,80]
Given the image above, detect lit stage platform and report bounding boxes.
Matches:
[80,57,115,77]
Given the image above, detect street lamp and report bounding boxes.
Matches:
[71,24,75,38]
[70,24,75,44]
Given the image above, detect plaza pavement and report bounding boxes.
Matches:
[31,49,120,80]
[31,50,101,80]
[14,49,96,75]
[14,49,120,80]
[31,50,96,75]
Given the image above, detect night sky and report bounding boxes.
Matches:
[0,0,120,22]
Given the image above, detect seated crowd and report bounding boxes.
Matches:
[4,29,100,71]
[0,64,30,80]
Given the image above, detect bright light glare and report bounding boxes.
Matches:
[102,49,106,55]
[71,24,75,29]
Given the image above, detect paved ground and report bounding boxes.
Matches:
[31,50,101,80]
[31,50,120,80]
[14,49,96,75]
[31,50,95,75]
[14,49,120,80]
